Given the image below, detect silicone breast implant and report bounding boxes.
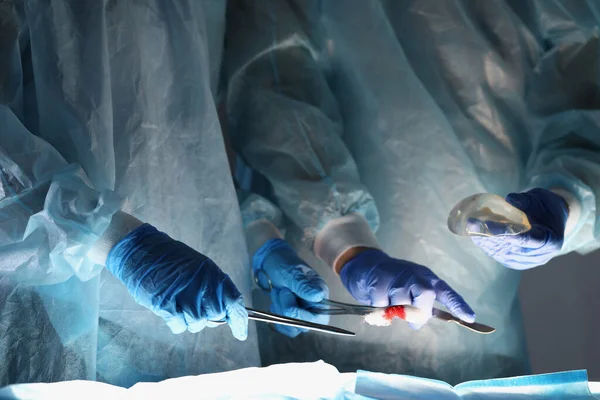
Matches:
[447,193,531,237]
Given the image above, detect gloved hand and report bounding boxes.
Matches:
[471,189,568,270]
[340,249,475,329]
[253,238,330,338]
[106,224,248,341]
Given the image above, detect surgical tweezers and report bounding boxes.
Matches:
[215,307,355,336]
[302,299,495,335]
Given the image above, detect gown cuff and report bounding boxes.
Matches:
[550,187,581,241]
[245,219,284,256]
[88,211,144,266]
[314,213,381,273]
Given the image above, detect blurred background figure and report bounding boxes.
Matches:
[223,0,600,384]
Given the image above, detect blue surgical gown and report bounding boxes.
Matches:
[226,0,600,384]
[0,0,259,387]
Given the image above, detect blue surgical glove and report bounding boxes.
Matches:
[253,239,330,338]
[340,249,475,329]
[106,224,248,341]
[471,188,569,270]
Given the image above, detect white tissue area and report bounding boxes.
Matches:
[364,306,429,327]
[0,362,352,400]
[364,310,391,326]
[1,361,599,399]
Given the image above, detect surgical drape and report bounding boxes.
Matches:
[0,0,259,387]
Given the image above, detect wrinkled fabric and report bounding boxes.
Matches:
[237,190,284,231]
[0,0,259,387]
[225,0,380,243]
[1,362,598,399]
[0,361,355,400]
[225,0,600,384]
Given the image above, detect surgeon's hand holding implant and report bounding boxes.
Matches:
[313,214,476,330]
[90,212,249,341]
[449,189,569,270]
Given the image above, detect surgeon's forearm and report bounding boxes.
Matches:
[334,246,374,274]
[88,211,144,266]
[314,213,381,274]
[225,2,380,245]
[236,187,287,258]
[244,219,284,257]
[527,141,600,253]
[548,188,578,238]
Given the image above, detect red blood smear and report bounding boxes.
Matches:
[383,305,406,321]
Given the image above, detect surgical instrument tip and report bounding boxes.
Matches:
[303,299,495,335]
[246,308,355,337]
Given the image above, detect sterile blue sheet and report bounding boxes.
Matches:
[355,369,598,399]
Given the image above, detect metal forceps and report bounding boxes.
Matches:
[303,299,496,335]
[245,307,354,336]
